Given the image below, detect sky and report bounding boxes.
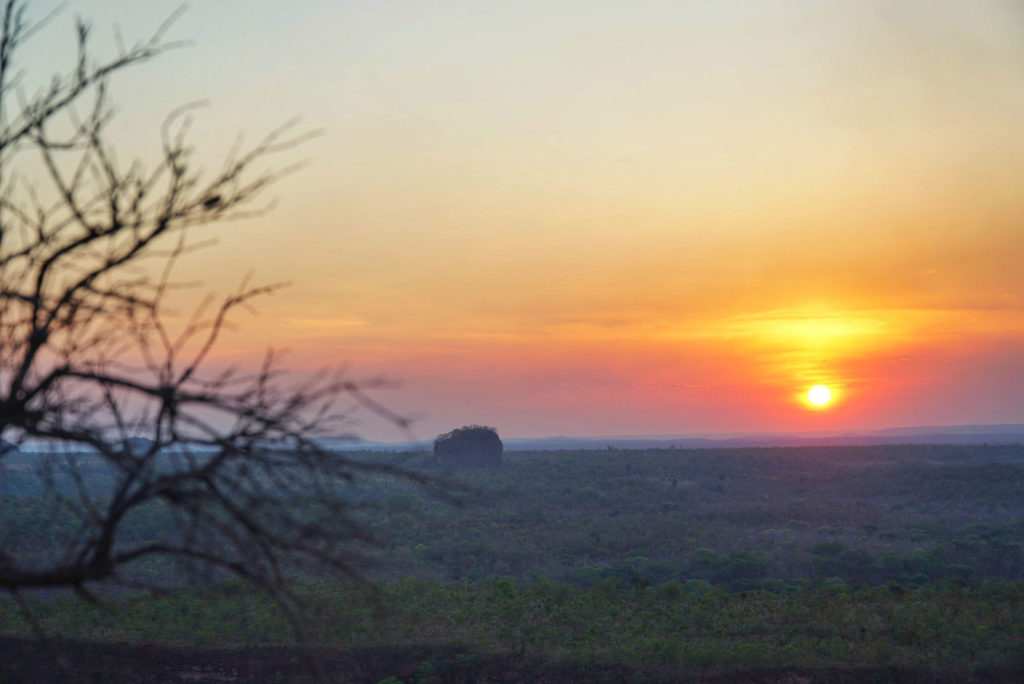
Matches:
[26,1,1024,441]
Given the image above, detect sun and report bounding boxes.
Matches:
[807,385,832,407]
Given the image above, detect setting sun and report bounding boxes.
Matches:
[71,0,1024,442]
[807,385,832,407]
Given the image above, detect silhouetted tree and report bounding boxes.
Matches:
[434,425,503,467]
[0,0,429,622]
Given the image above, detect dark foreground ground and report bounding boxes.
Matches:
[2,637,1022,684]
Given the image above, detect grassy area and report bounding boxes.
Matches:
[2,579,1023,681]
[2,444,1024,681]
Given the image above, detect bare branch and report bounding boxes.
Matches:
[0,0,440,624]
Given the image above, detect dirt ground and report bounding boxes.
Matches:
[2,636,1021,683]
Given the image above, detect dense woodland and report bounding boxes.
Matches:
[2,443,1023,681]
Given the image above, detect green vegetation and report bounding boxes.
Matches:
[2,579,1022,681]
[358,444,1024,590]
[3,443,1024,680]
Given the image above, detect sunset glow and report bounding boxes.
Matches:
[58,0,1024,441]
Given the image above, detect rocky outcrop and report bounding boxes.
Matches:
[433,425,502,467]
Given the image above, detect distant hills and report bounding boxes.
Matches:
[11,423,1023,454]
[325,423,1024,452]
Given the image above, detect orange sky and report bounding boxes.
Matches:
[34,1,1024,440]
